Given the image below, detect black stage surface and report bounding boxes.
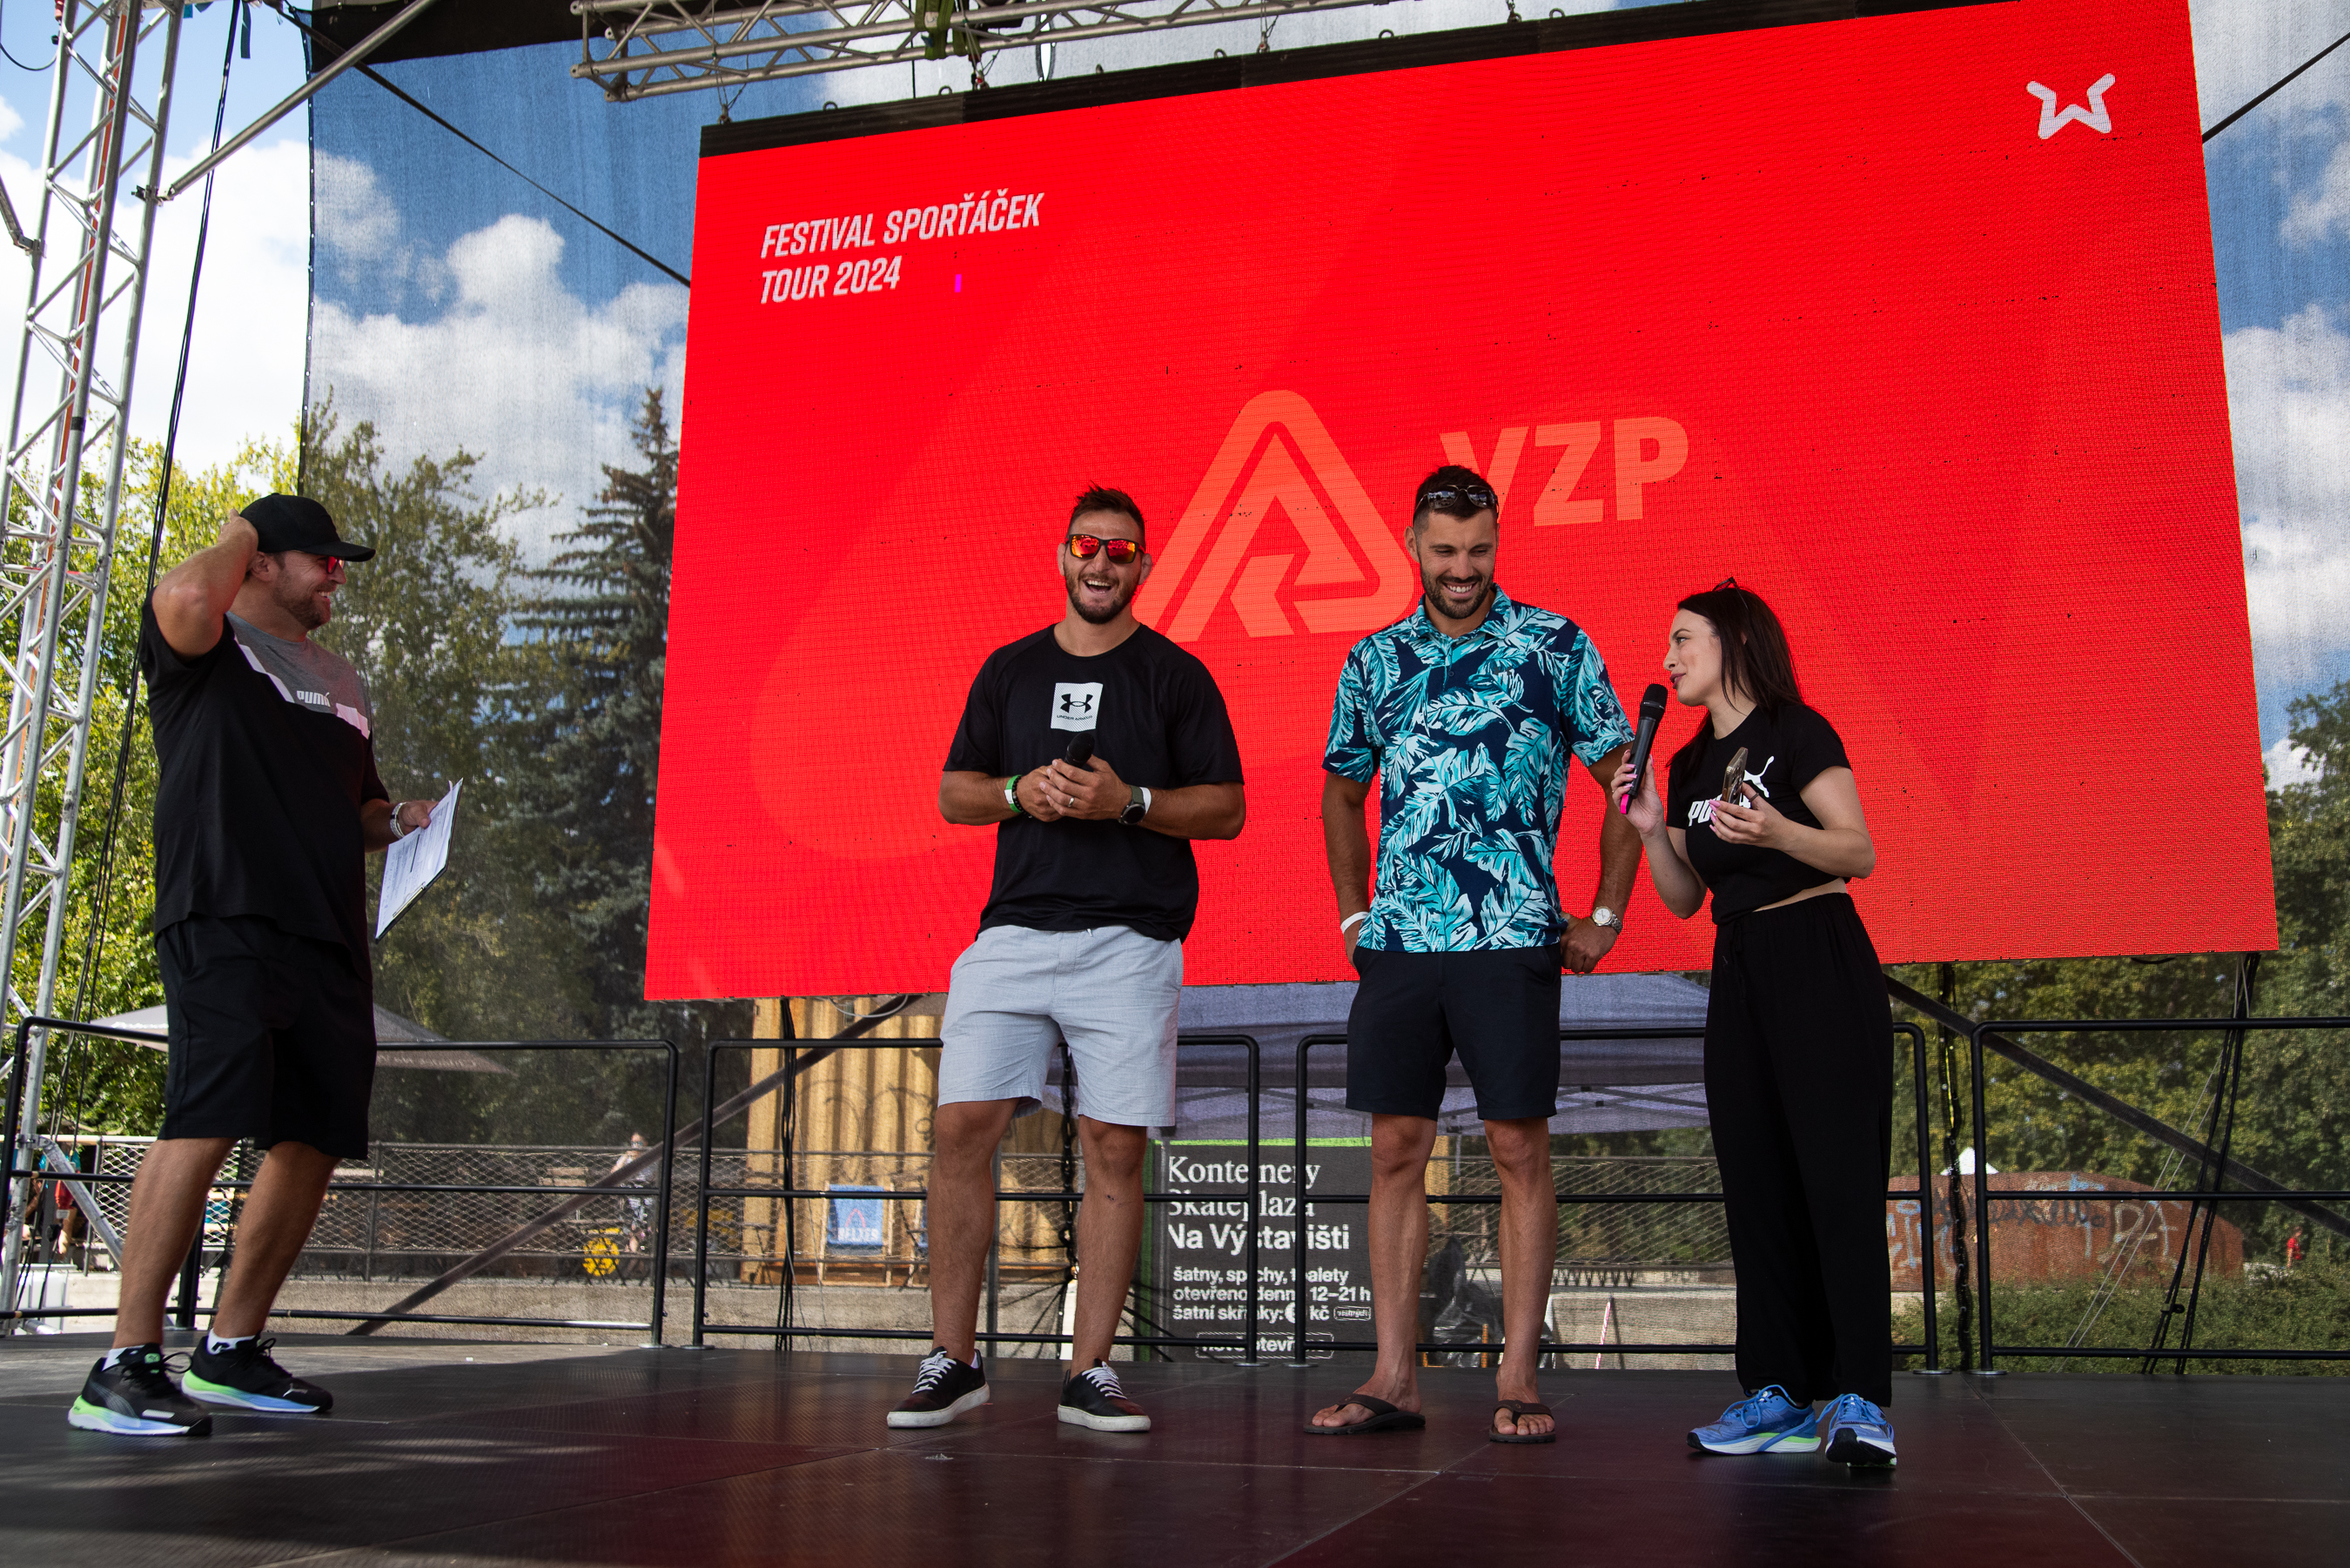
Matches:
[1,1334,2343,1565]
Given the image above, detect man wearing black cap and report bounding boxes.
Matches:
[68,495,435,1437]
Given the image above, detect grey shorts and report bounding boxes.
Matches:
[938,924,1183,1129]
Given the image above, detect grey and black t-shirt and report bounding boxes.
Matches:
[141,604,388,964]
[223,612,374,736]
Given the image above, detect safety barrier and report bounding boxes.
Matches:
[2,1017,679,1339]
[688,1034,1261,1355]
[1283,1024,1937,1364]
[1964,1015,2350,1371]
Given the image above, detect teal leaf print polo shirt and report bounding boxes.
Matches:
[1324,589,1633,953]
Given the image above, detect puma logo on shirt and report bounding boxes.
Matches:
[1686,755,1774,826]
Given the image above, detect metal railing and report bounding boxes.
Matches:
[688,1034,1261,1355]
[1963,1015,2350,1372]
[1282,1024,1937,1364]
[3,1016,680,1339]
[10,1002,2347,1374]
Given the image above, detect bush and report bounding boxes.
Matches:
[1895,1260,2350,1375]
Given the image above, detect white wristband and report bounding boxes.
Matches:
[1340,911,1370,935]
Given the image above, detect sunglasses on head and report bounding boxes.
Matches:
[1417,486,1497,514]
[1068,533,1142,565]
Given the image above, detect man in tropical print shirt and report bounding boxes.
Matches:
[1310,465,1638,1444]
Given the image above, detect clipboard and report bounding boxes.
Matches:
[375,778,462,940]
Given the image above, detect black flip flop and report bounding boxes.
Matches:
[1304,1395,1427,1436]
[1489,1399,1557,1444]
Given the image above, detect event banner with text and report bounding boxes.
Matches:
[651,0,2270,998]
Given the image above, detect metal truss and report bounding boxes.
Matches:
[572,0,1400,97]
[0,1,180,1325]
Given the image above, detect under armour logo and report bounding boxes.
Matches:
[2028,75,2113,140]
[1136,391,1416,641]
[1051,681,1102,733]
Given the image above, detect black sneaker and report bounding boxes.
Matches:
[887,1348,990,1428]
[183,1337,333,1414]
[1058,1360,1150,1432]
[67,1345,213,1437]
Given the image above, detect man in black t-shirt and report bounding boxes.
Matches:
[888,486,1245,1436]
[69,496,435,1438]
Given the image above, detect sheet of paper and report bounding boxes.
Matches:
[375,778,462,940]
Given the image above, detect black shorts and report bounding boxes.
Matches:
[1345,946,1562,1122]
[157,915,375,1158]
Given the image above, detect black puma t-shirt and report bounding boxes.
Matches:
[140,602,390,963]
[1665,702,1852,923]
[944,625,1243,941]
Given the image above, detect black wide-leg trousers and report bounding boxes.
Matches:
[1705,892,1894,1406]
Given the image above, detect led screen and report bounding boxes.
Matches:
[650,0,2272,998]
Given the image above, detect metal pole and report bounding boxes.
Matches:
[162,0,447,200]
[1241,1035,1259,1366]
[1969,1025,2000,1374]
[1290,1036,1313,1366]
[649,1039,678,1345]
[1904,1023,1943,1373]
[0,0,181,1329]
[692,1043,719,1349]
[173,1230,199,1330]
[985,1147,1000,1344]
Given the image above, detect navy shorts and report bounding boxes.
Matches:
[1344,946,1562,1122]
[156,915,376,1158]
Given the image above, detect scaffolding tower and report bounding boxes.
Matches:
[0,0,182,1320]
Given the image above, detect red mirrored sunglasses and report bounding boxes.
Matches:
[1067,533,1142,565]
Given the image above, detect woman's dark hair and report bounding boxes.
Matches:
[1668,580,1803,774]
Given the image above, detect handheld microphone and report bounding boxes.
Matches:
[1064,733,1094,767]
[1621,684,1668,814]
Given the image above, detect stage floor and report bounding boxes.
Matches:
[1,1333,2343,1566]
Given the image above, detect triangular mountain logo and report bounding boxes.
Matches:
[1138,391,1418,641]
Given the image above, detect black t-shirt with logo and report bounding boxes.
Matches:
[1665,701,1852,923]
[944,625,1244,941]
[140,602,389,965]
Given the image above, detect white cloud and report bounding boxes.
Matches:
[2192,0,2350,130]
[2266,734,2320,787]
[0,131,310,493]
[2284,133,2350,243]
[2231,305,2350,695]
[311,207,688,555]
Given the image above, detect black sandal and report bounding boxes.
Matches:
[1489,1399,1557,1444]
[1303,1394,1427,1436]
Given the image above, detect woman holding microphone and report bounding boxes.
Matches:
[1612,580,1897,1468]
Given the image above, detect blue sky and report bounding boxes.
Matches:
[0,1,2344,765]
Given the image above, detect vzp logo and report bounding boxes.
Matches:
[1051,681,1103,733]
[1141,392,1691,643]
[1136,392,1418,642]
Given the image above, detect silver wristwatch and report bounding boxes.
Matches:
[1590,907,1624,934]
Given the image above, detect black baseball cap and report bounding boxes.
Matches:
[238,493,374,561]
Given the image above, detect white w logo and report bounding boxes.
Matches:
[2028,75,2113,140]
[1137,392,1417,641]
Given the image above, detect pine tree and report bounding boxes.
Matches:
[514,389,748,1074]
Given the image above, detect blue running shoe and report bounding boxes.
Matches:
[1688,1386,1820,1455]
[1820,1393,1897,1467]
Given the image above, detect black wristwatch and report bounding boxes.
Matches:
[1119,785,1152,827]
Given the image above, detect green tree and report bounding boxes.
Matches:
[508,389,747,1128]
[27,437,285,1135]
[296,404,597,1068]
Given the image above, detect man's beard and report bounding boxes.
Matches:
[1067,573,1135,626]
[1420,563,1493,620]
[278,575,332,631]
